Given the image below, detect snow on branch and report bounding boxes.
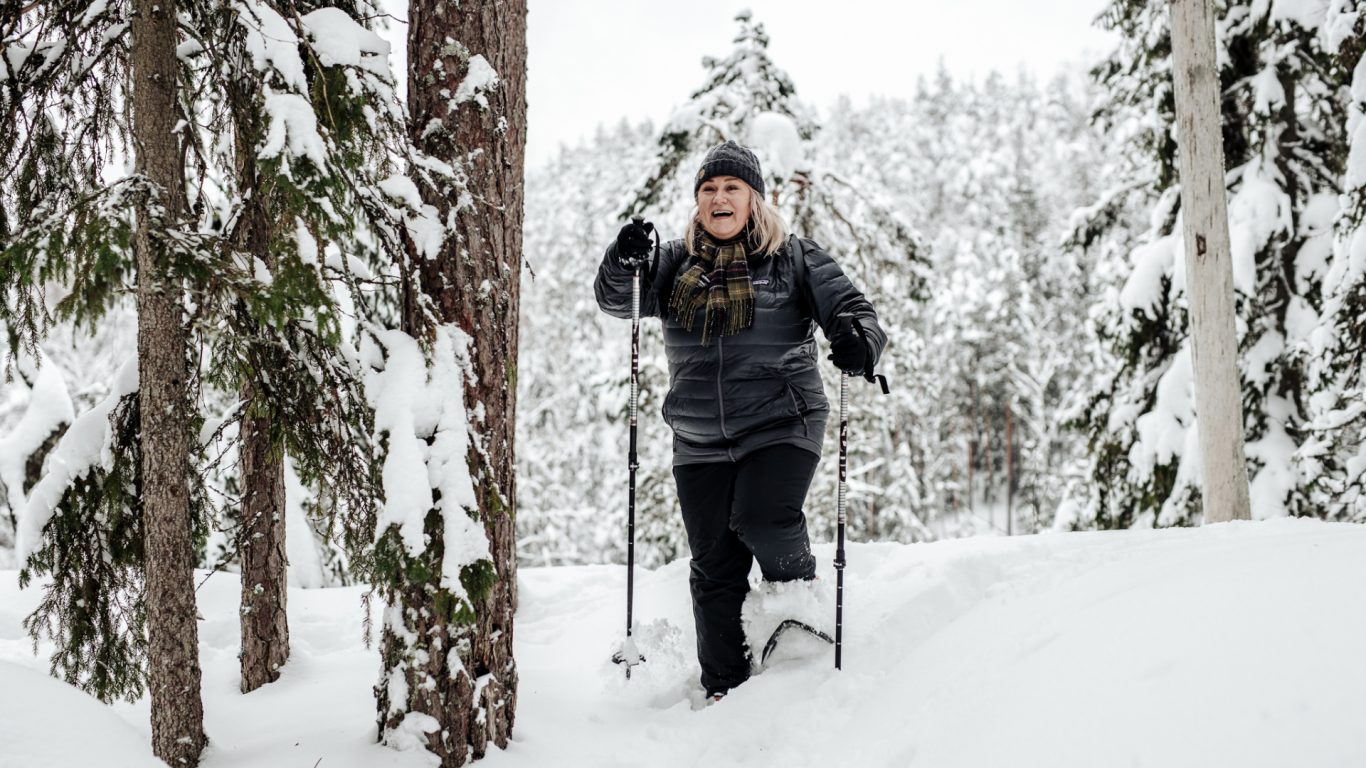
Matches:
[17,358,137,563]
[0,355,74,520]
[363,325,490,599]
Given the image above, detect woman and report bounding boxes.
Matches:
[594,140,886,701]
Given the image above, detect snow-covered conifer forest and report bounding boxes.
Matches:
[1,1,1364,767]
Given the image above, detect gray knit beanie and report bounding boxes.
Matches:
[694,140,765,197]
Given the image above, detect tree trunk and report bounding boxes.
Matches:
[1168,0,1252,523]
[1005,401,1013,536]
[968,379,978,515]
[232,72,290,695]
[237,379,288,692]
[131,0,207,761]
[382,0,527,763]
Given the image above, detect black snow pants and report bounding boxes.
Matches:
[673,443,819,696]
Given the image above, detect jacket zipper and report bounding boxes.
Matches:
[717,335,734,461]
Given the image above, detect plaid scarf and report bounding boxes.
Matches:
[669,232,756,345]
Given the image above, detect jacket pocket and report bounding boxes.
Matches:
[784,379,810,436]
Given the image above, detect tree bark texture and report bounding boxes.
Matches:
[386,1,526,763]
[1168,0,1253,523]
[237,377,289,693]
[232,75,290,695]
[131,0,208,761]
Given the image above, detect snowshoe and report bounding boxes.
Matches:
[742,577,835,670]
[760,619,833,667]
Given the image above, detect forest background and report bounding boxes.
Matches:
[3,0,1364,582]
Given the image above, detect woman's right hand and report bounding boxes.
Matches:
[615,220,654,269]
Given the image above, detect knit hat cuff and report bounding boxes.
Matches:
[694,141,766,197]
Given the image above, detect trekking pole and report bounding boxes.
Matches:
[612,216,657,679]
[835,370,849,670]
[835,318,890,671]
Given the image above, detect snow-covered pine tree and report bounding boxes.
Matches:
[370,0,525,762]
[0,0,419,728]
[180,0,422,695]
[1074,0,1349,528]
[1307,2,1366,521]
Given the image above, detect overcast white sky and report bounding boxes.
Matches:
[524,0,1117,167]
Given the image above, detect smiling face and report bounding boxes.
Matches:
[696,175,754,241]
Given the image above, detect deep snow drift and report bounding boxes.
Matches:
[2,518,1364,768]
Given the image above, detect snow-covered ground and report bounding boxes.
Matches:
[3,518,1365,768]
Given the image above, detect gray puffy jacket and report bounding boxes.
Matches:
[595,235,886,465]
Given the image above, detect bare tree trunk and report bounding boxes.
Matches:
[380,0,527,763]
[968,379,977,515]
[231,72,290,695]
[1169,0,1252,523]
[1006,401,1014,536]
[131,0,207,761]
[238,383,288,692]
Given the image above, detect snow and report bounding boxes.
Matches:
[362,327,489,596]
[16,359,137,563]
[747,111,804,188]
[301,8,392,79]
[1245,397,1300,519]
[1270,0,1329,27]
[1349,104,1366,189]
[364,330,438,559]
[378,175,445,259]
[1242,329,1284,386]
[1345,52,1365,195]
[0,662,161,768]
[236,0,307,92]
[454,54,499,108]
[1335,221,1366,292]
[1118,233,1176,317]
[1296,192,1337,290]
[0,356,74,518]
[1131,346,1194,474]
[1354,46,1366,106]
[78,0,111,26]
[1252,62,1285,114]
[3,521,1366,766]
[1227,162,1292,297]
[1325,0,1362,50]
[294,218,319,267]
[284,456,325,590]
[1349,443,1366,486]
[1283,295,1318,343]
[252,255,273,286]
[259,90,328,169]
[3,42,33,74]
[741,577,832,665]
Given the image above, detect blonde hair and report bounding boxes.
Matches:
[684,183,789,258]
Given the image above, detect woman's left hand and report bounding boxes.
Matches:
[827,315,869,374]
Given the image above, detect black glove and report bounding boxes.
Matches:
[827,314,870,375]
[615,219,654,269]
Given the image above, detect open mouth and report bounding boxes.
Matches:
[712,211,733,219]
